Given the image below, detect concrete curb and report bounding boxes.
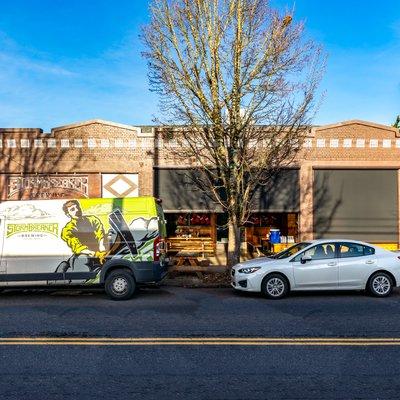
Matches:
[163,277,231,288]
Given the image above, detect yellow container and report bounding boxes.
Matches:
[272,243,292,253]
[372,243,399,251]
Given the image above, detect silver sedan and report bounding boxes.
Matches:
[231,239,400,299]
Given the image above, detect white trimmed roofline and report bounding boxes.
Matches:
[309,119,399,137]
[43,118,399,138]
[51,119,142,134]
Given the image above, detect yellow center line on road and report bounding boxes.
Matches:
[1,337,400,346]
[3,337,400,341]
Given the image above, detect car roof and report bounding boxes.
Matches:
[299,239,391,254]
[305,239,376,247]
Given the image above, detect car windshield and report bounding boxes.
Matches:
[270,242,311,259]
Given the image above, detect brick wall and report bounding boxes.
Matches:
[1,118,400,242]
[0,120,155,200]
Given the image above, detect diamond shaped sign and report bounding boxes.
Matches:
[102,174,139,198]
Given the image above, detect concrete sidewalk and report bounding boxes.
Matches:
[164,264,231,288]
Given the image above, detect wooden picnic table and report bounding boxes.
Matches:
[166,237,215,258]
[172,251,211,278]
[174,251,202,267]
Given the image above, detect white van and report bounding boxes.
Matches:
[0,197,168,300]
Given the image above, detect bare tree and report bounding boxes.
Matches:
[142,0,325,266]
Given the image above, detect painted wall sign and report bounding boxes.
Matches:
[7,175,89,200]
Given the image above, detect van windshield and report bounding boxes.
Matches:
[269,242,311,259]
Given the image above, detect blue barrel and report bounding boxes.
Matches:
[269,229,281,244]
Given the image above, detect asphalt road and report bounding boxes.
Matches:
[1,286,400,399]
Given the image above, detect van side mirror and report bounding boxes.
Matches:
[301,255,312,264]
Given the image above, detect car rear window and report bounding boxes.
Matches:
[339,243,375,258]
[363,245,375,256]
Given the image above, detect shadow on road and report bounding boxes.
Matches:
[232,287,400,300]
[0,285,177,301]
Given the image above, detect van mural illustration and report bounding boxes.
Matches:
[0,197,167,300]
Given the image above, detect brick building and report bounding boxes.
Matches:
[1,118,399,249]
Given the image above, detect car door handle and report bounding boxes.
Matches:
[327,262,337,266]
[365,260,375,264]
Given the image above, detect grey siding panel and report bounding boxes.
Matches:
[155,168,299,213]
[252,169,300,212]
[154,169,220,212]
[313,169,398,242]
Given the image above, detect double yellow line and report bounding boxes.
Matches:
[1,337,400,346]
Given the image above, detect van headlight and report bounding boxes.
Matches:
[238,267,261,274]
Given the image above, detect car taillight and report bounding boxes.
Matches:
[154,236,160,261]
[153,236,165,261]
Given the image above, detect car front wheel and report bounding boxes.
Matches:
[105,269,136,300]
[261,274,289,299]
[368,272,393,297]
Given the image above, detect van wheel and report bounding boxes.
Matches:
[105,269,136,300]
[261,273,289,299]
[367,272,393,297]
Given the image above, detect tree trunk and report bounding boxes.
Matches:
[227,220,241,268]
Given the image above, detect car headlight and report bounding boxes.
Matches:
[238,267,261,274]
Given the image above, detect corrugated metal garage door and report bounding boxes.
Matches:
[313,169,398,242]
[154,168,300,213]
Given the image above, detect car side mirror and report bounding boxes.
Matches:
[301,255,312,264]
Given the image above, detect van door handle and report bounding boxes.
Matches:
[365,260,375,264]
[327,262,337,266]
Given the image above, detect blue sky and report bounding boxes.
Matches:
[0,0,399,131]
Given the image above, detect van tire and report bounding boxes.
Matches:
[105,269,136,300]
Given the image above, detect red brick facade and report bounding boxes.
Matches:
[1,119,399,243]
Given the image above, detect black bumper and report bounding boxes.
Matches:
[134,261,169,283]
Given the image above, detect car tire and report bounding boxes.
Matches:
[105,269,136,300]
[367,272,393,297]
[261,273,289,299]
